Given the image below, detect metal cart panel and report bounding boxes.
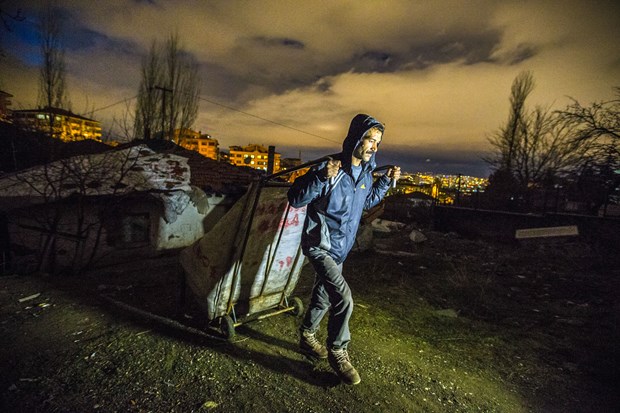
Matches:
[179,181,307,323]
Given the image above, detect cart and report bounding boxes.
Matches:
[179,171,311,339]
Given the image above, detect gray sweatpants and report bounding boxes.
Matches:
[300,249,353,349]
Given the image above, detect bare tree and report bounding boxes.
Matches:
[134,41,161,140]
[163,34,199,142]
[486,71,535,173]
[556,88,620,213]
[557,88,620,169]
[134,34,200,141]
[38,2,67,109]
[108,99,138,144]
[5,147,143,274]
[484,72,578,209]
[0,2,25,33]
[37,1,69,136]
[511,107,576,187]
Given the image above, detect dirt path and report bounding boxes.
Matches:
[1,235,618,412]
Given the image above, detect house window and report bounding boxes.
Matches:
[121,213,150,244]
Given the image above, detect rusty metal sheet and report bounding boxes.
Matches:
[179,182,307,321]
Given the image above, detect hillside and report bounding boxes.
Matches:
[1,230,618,412]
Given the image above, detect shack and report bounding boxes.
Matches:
[0,141,259,273]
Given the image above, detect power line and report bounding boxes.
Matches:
[197,95,340,144]
[92,92,340,145]
[90,95,138,114]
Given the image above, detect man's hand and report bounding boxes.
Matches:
[388,166,401,182]
[324,158,341,178]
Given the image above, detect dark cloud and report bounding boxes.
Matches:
[354,51,393,72]
[252,36,305,49]
[274,143,490,177]
[3,0,619,178]
[494,43,538,65]
[409,32,500,67]
[258,27,499,77]
[212,29,509,101]
[378,145,490,177]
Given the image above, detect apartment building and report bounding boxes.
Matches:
[279,157,307,182]
[13,107,102,142]
[174,128,219,160]
[228,143,281,172]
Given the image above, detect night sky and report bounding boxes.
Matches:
[1,0,619,177]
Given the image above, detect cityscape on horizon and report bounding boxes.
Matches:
[0,94,491,183]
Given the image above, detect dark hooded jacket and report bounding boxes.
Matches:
[287,114,391,264]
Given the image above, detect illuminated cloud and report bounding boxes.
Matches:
[1,0,619,176]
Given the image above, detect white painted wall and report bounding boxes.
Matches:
[154,190,232,250]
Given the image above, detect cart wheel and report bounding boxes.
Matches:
[290,296,304,317]
[219,315,235,339]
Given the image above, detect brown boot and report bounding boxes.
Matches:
[299,330,328,359]
[328,347,361,385]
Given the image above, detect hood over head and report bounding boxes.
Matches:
[341,114,385,169]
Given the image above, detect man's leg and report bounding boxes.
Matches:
[299,273,330,359]
[303,252,360,384]
[305,253,352,349]
[300,273,330,333]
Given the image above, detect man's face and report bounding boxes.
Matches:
[353,129,382,163]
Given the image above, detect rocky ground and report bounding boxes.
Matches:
[1,229,619,412]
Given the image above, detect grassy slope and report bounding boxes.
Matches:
[1,233,618,412]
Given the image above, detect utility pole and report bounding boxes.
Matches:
[267,146,276,174]
[154,85,172,140]
[456,173,462,206]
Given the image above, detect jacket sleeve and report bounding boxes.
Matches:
[364,174,391,210]
[287,164,329,208]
